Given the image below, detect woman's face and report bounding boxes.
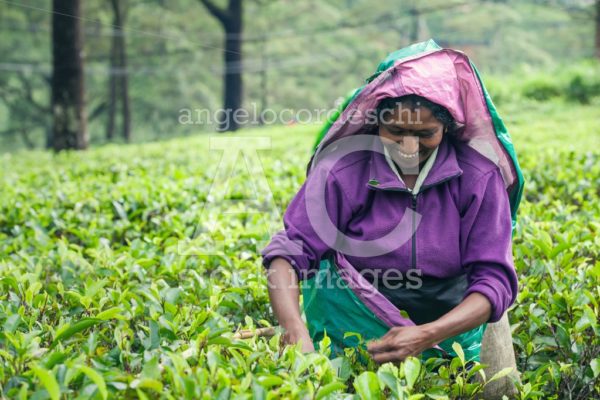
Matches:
[378,105,445,171]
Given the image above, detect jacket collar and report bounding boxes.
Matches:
[366,135,463,192]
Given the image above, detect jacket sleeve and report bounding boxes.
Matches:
[460,168,519,323]
[260,167,354,280]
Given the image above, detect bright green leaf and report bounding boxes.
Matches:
[79,365,108,400]
[31,364,60,400]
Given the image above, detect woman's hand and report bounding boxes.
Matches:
[281,320,315,353]
[367,325,436,363]
[367,293,493,363]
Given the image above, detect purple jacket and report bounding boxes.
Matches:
[261,133,518,323]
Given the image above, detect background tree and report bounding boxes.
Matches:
[596,0,600,59]
[50,0,88,151]
[198,0,243,132]
[106,0,132,142]
[0,0,597,151]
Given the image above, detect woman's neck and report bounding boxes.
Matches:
[397,159,428,190]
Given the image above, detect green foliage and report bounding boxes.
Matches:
[566,74,600,105]
[522,77,563,102]
[0,99,599,398]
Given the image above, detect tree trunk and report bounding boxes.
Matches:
[118,20,131,142]
[107,0,131,142]
[106,17,118,141]
[199,0,244,132]
[222,0,243,131]
[51,0,88,151]
[259,40,267,126]
[409,8,420,43]
[596,0,600,59]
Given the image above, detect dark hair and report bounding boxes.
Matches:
[376,94,458,136]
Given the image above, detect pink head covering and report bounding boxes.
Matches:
[311,48,517,190]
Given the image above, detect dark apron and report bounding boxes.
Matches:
[366,273,469,325]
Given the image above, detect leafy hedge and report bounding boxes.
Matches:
[0,109,598,398]
[484,61,600,105]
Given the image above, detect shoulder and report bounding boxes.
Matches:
[307,147,372,213]
[310,131,380,177]
[451,138,503,185]
[309,146,372,183]
[448,139,508,215]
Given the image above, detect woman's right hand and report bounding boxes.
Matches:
[281,321,315,353]
[266,257,315,353]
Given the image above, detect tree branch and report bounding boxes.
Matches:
[89,101,107,122]
[16,72,51,114]
[19,127,36,149]
[198,0,229,24]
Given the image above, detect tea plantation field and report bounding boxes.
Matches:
[0,101,599,399]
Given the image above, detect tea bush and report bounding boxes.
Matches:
[522,77,562,102]
[0,102,598,399]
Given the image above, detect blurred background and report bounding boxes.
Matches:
[0,0,598,152]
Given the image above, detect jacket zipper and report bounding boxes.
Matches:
[368,171,462,271]
[411,194,418,270]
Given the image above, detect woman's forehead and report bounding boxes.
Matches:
[381,106,441,128]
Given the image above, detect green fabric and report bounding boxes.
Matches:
[312,87,361,151]
[302,258,487,362]
[366,39,442,83]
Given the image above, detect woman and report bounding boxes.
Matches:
[261,41,522,364]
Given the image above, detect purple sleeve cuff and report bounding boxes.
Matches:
[463,274,511,323]
[260,230,314,280]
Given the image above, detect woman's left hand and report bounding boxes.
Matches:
[367,325,437,364]
[367,293,493,363]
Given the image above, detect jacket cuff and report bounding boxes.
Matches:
[260,231,313,280]
[463,281,507,323]
[261,254,310,280]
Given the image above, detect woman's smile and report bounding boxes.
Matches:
[378,106,445,166]
[397,150,418,159]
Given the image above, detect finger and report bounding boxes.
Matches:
[297,337,313,351]
[372,349,408,364]
[367,338,384,352]
[301,343,314,353]
[367,338,395,354]
[367,329,400,352]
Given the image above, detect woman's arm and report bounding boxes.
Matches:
[459,170,518,323]
[266,257,315,352]
[261,166,355,353]
[367,293,491,363]
[423,292,491,342]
